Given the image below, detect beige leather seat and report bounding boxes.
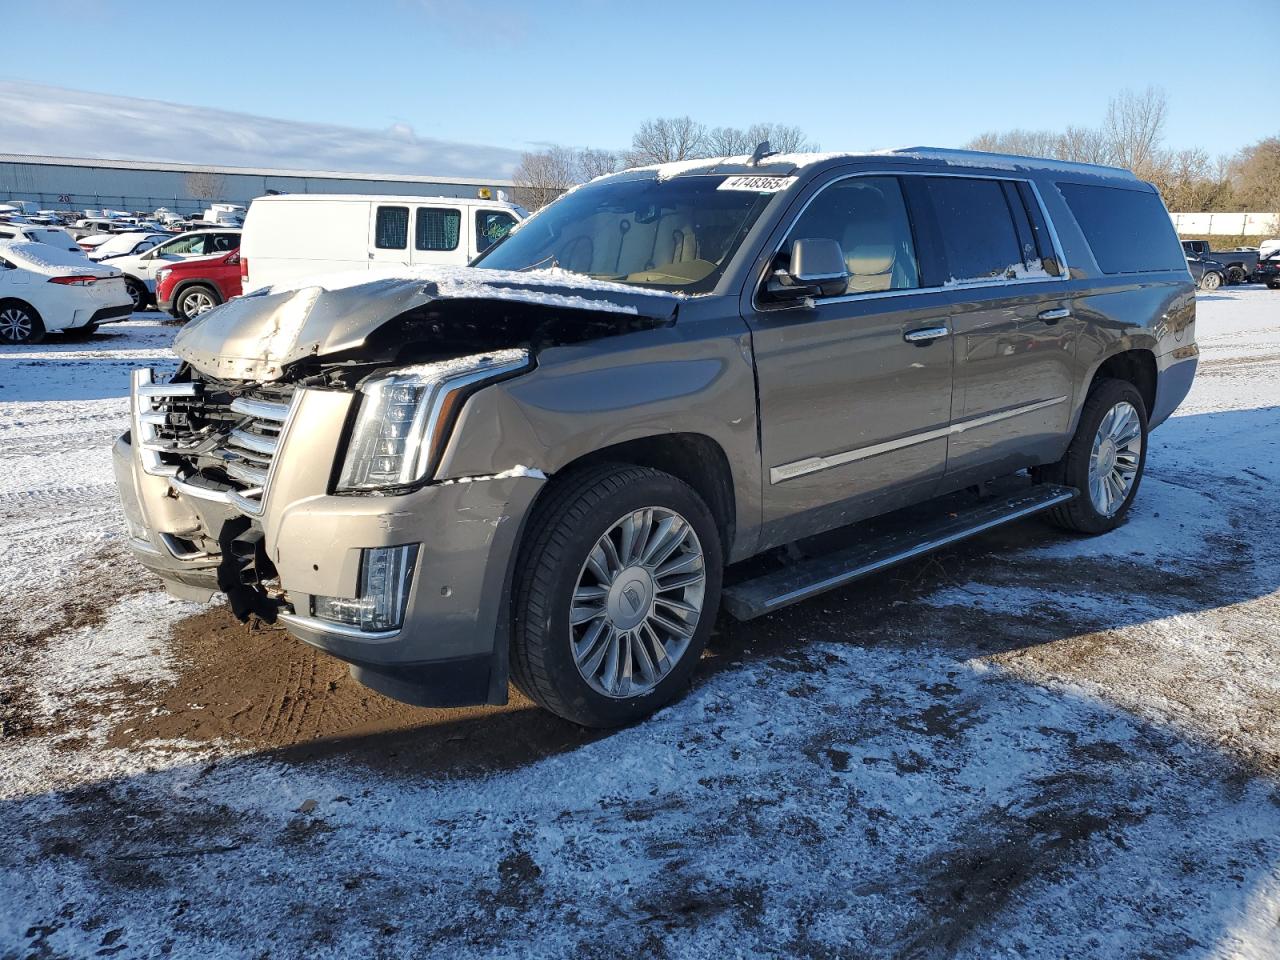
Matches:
[842,192,898,294]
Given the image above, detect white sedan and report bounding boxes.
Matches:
[87,231,169,262]
[0,240,134,344]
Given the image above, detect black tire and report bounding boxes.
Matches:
[1226,265,1246,285]
[124,276,149,311]
[1198,270,1223,291]
[511,463,723,727]
[61,322,99,340]
[0,300,45,344]
[175,284,221,321]
[1038,378,1149,534]
[1268,281,1280,290]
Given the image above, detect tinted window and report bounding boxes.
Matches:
[375,206,409,249]
[209,233,240,252]
[1057,182,1185,274]
[415,207,461,251]
[476,210,516,253]
[921,177,1025,282]
[783,176,919,295]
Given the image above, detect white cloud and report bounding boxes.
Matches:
[0,81,522,179]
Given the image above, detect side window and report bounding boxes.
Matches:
[210,234,238,252]
[415,207,461,251]
[1057,182,1185,274]
[160,234,207,256]
[919,177,1026,283]
[783,176,920,296]
[475,210,516,253]
[375,206,409,249]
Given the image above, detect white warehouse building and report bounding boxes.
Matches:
[0,153,518,217]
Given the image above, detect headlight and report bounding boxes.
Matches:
[156,267,171,283]
[337,348,529,491]
[312,544,419,632]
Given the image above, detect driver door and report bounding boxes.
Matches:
[745,174,954,549]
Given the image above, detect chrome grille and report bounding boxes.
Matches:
[216,397,290,490]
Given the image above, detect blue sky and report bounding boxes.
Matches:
[1,0,1271,173]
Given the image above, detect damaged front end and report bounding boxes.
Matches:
[114,272,677,706]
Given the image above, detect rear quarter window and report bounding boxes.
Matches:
[1056,182,1185,274]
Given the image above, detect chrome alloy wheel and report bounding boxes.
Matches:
[569,506,706,699]
[1088,400,1142,516]
[0,306,33,343]
[182,290,216,318]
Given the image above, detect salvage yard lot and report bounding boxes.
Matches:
[1,290,1279,958]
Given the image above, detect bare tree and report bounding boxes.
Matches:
[705,123,817,156]
[185,171,227,202]
[576,148,621,181]
[1056,125,1114,165]
[626,116,707,165]
[1232,137,1280,212]
[1103,86,1168,176]
[965,128,1062,159]
[512,146,579,210]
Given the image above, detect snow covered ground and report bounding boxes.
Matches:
[1,290,1279,958]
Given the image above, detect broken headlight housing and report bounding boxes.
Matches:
[337,349,529,491]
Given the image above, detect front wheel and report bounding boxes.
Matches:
[124,277,149,311]
[175,285,220,321]
[1199,271,1222,291]
[511,464,723,727]
[1039,378,1148,534]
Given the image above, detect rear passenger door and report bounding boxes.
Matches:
[907,176,1078,482]
[410,205,463,266]
[370,204,411,267]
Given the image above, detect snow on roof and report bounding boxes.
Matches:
[0,239,114,275]
[250,264,684,313]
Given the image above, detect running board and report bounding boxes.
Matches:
[721,484,1076,620]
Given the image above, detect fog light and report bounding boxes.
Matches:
[312,544,419,632]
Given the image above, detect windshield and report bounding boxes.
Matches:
[474,175,778,293]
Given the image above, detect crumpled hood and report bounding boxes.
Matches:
[173,266,681,381]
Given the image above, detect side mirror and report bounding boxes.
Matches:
[766,237,849,302]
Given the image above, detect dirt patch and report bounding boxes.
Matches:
[102,605,605,777]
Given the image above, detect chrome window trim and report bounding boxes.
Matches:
[770,395,1068,484]
[751,168,1071,313]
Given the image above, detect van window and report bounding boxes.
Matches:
[920,177,1026,283]
[783,176,919,295]
[415,208,461,251]
[476,210,516,253]
[375,206,409,249]
[1058,182,1185,274]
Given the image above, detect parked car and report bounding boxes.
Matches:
[115,147,1197,727]
[0,240,133,343]
[0,222,84,254]
[1180,240,1259,285]
[1186,253,1227,290]
[156,250,242,320]
[104,229,241,310]
[1255,252,1280,289]
[68,218,137,239]
[87,231,168,262]
[239,193,525,291]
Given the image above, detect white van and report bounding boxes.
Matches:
[240,194,526,291]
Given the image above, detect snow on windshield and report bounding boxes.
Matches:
[0,239,112,276]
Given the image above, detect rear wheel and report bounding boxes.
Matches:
[1039,378,1148,534]
[123,276,149,311]
[175,284,220,321]
[0,301,44,344]
[511,463,723,727]
[1226,265,1246,285]
[1199,270,1222,291]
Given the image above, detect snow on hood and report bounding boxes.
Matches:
[0,239,117,277]
[175,265,680,381]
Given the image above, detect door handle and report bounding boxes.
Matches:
[903,326,949,344]
[1037,308,1071,324]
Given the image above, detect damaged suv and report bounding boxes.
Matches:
[115,148,1197,727]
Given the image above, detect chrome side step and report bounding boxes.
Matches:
[721,484,1076,621]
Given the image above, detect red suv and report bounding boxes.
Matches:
[156,250,242,320]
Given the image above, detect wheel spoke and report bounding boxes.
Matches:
[631,626,658,685]
[643,516,686,569]
[574,619,609,669]
[639,620,671,672]
[570,602,605,626]
[650,610,694,640]
[656,549,701,580]
[619,509,652,566]
[654,595,698,617]
[656,569,704,592]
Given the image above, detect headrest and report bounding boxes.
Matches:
[847,243,895,276]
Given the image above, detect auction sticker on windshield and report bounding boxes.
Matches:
[717,175,795,192]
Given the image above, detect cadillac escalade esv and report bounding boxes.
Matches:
[114,147,1198,727]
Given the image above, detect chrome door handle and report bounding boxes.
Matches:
[1037,308,1071,323]
[903,326,949,343]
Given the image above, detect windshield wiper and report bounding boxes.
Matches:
[517,253,559,272]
